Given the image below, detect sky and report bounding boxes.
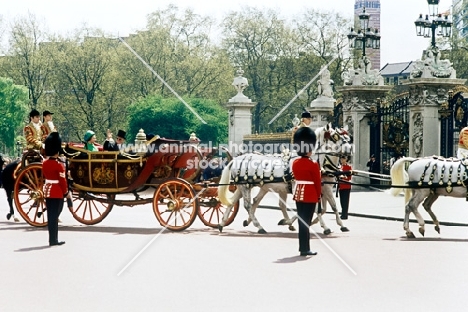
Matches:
[0,0,454,68]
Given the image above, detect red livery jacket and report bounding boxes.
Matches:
[42,157,68,199]
[292,157,322,203]
[338,163,352,190]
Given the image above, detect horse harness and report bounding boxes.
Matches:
[408,156,468,199]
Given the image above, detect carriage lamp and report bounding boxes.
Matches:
[347,7,381,57]
[414,0,452,48]
[16,141,21,158]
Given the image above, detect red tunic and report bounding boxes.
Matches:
[338,163,352,190]
[292,157,322,203]
[42,157,68,199]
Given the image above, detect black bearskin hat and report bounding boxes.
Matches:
[293,127,317,156]
[44,132,62,156]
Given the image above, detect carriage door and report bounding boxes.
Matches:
[369,96,410,175]
[449,90,468,157]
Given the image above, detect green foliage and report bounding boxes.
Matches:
[127,95,228,144]
[0,77,29,151]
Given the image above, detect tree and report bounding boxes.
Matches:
[127,95,228,144]
[0,77,29,153]
[0,13,52,109]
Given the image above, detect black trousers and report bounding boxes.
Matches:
[339,189,351,218]
[296,202,316,253]
[46,198,64,244]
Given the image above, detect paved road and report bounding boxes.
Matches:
[1,189,467,312]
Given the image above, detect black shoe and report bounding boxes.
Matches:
[300,251,317,256]
[49,241,65,246]
[341,216,348,220]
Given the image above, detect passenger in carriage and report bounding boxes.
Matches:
[292,127,321,257]
[202,157,222,181]
[103,129,126,151]
[83,130,98,151]
[41,110,57,140]
[24,109,44,150]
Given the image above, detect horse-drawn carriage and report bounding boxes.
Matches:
[10,136,238,231]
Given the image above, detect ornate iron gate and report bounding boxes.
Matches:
[368,95,410,175]
[449,89,468,156]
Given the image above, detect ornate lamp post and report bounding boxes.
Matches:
[414,0,452,48]
[347,7,381,58]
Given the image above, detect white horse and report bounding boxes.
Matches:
[218,124,351,234]
[217,149,298,234]
[390,156,468,238]
[312,123,352,234]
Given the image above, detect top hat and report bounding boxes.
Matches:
[29,109,40,118]
[116,130,126,140]
[43,110,54,116]
[301,111,312,119]
[83,130,95,142]
[44,132,62,156]
[370,154,375,158]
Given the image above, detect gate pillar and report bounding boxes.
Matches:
[403,78,466,157]
[225,68,257,154]
[336,85,392,188]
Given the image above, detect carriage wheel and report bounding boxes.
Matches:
[197,197,239,228]
[13,164,47,227]
[153,178,198,231]
[68,191,114,225]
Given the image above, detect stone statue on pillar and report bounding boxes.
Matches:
[342,55,384,86]
[410,45,456,79]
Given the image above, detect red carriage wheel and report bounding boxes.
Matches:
[197,196,239,228]
[153,178,198,231]
[68,191,114,225]
[13,163,47,227]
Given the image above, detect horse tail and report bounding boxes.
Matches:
[218,160,235,206]
[390,157,416,202]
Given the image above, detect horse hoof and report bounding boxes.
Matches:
[6,213,12,220]
[419,228,425,236]
[243,220,248,227]
[218,225,223,233]
[340,227,349,232]
[288,225,296,231]
[406,232,415,239]
[435,225,440,234]
[258,229,267,234]
[324,229,332,235]
[37,212,43,218]
[278,219,286,226]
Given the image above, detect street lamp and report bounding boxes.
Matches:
[347,7,381,57]
[414,0,452,48]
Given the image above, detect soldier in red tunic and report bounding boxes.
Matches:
[292,127,322,256]
[43,132,68,246]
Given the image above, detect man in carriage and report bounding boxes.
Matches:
[24,109,44,150]
[41,110,57,140]
[457,126,468,159]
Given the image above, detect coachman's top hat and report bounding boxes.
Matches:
[29,109,40,118]
[44,132,62,156]
[43,110,54,116]
[301,111,312,119]
[116,130,126,140]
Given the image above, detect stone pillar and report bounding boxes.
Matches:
[225,68,257,154]
[308,65,335,128]
[404,78,467,157]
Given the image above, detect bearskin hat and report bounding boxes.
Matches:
[293,127,317,156]
[44,132,62,156]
